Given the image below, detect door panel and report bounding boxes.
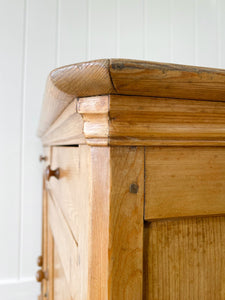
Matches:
[143,216,225,300]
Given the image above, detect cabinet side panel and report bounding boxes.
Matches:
[143,216,225,300]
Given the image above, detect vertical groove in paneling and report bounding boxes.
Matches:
[87,0,91,60]
[56,0,60,66]
[195,0,218,67]
[57,0,88,65]
[88,0,116,60]
[144,216,225,300]
[0,0,25,279]
[170,0,195,65]
[143,0,148,60]
[217,0,222,67]
[145,0,171,62]
[115,0,120,58]
[117,0,144,59]
[194,0,198,65]
[219,0,225,68]
[18,0,28,280]
[169,0,173,62]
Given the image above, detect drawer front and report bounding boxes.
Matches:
[145,147,225,220]
[46,145,89,300]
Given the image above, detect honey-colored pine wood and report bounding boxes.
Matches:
[109,59,225,101]
[109,95,225,146]
[143,216,225,300]
[37,76,75,138]
[145,147,225,220]
[88,146,144,300]
[41,177,48,299]
[87,147,110,300]
[108,147,144,299]
[45,146,90,300]
[47,224,54,300]
[78,96,109,146]
[39,147,51,300]
[38,59,225,300]
[48,147,82,242]
[78,95,225,146]
[54,247,71,300]
[48,193,80,300]
[38,58,225,138]
[43,93,225,147]
[38,59,112,137]
[41,100,85,146]
[47,146,89,300]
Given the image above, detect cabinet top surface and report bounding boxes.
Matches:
[45,58,225,100]
[38,58,225,141]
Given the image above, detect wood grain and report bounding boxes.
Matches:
[47,224,54,300]
[78,96,109,146]
[110,59,225,101]
[48,144,90,279]
[48,146,90,300]
[87,147,110,300]
[144,216,225,300]
[37,76,75,137]
[48,146,82,242]
[78,95,225,146]
[88,146,144,300]
[38,59,112,137]
[39,147,51,300]
[145,147,225,220]
[41,100,85,146]
[108,147,144,300]
[54,247,72,300]
[48,193,80,300]
[109,95,225,146]
[41,95,225,145]
[41,177,48,299]
[38,58,225,139]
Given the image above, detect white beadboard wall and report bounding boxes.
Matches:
[0,0,225,299]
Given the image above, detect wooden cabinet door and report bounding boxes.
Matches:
[45,145,90,300]
[143,147,225,300]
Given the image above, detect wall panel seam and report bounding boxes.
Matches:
[56,0,60,66]
[18,0,28,280]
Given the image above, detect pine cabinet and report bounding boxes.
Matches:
[37,59,225,300]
